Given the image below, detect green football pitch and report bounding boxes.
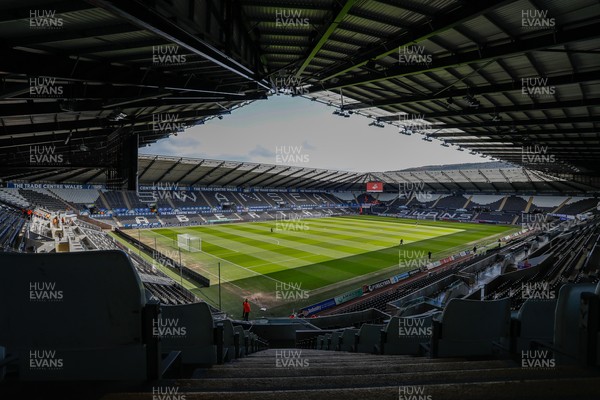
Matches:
[127,215,518,317]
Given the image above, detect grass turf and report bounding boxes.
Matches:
[133,215,518,317]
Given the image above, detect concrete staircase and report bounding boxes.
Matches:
[523,196,534,213]
[101,349,600,400]
[497,195,508,211]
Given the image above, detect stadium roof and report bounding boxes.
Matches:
[6,154,597,194]
[0,0,598,188]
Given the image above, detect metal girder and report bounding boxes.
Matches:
[313,0,517,82]
[0,47,239,94]
[265,168,306,188]
[436,128,600,139]
[220,164,262,187]
[84,169,107,185]
[189,161,226,186]
[235,165,278,187]
[271,168,316,188]
[295,0,358,77]
[249,166,294,187]
[138,155,159,180]
[155,158,184,183]
[0,95,265,118]
[0,82,247,102]
[57,168,95,184]
[86,0,267,88]
[295,170,343,189]
[8,24,140,47]
[454,143,600,149]
[371,0,434,17]
[0,1,92,23]
[309,21,600,93]
[175,161,205,185]
[0,109,229,138]
[204,163,245,186]
[343,70,600,110]
[377,97,600,121]
[426,115,600,131]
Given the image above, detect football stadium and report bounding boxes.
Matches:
[1,0,600,399]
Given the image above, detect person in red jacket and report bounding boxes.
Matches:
[242,299,251,321]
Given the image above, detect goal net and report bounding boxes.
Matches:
[177,234,201,252]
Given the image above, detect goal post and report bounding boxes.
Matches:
[177,234,201,252]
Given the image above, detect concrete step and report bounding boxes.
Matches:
[170,366,596,391]
[101,377,600,400]
[195,359,516,378]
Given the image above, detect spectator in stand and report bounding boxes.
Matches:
[242,298,251,321]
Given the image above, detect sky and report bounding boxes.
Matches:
[140,96,487,172]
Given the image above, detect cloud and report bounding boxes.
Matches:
[301,140,316,151]
[248,145,276,158]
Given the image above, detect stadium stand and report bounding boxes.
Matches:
[0,205,26,251]
[1,0,600,398]
[0,189,29,209]
[17,189,67,211]
[559,198,598,215]
[0,251,176,380]
[48,188,100,206]
[433,195,468,210]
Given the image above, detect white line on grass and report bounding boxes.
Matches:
[148,229,288,286]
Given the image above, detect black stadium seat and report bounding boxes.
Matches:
[430,298,511,358]
[0,250,179,381]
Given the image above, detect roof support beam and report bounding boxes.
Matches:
[85,0,266,88]
[310,21,600,92]
[343,71,600,110]
[313,0,517,82]
[295,0,359,77]
[377,97,600,121]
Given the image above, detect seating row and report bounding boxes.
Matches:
[0,251,267,382]
[308,281,600,368]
